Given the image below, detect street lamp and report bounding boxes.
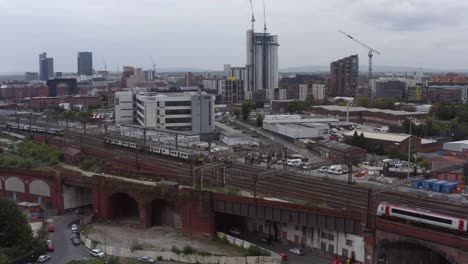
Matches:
[407,117,414,180]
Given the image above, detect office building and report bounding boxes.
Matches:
[329,55,358,97]
[246,30,279,101]
[39,52,54,81]
[77,52,93,76]
[121,66,144,88]
[375,80,406,99]
[46,78,78,97]
[222,77,244,105]
[25,72,39,81]
[299,83,326,101]
[114,91,134,124]
[407,86,423,102]
[115,91,215,133]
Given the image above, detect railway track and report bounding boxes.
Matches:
[3,127,468,220]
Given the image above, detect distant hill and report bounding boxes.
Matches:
[280,65,467,73]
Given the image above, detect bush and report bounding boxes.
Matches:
[157,256,163,261]
[171,246,181,254]
[243,246,270,257]
[130,241,143,251]
[182,245,196,255]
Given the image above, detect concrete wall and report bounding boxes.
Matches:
[246,217,364,262]
[63,184,92,209]
[80,232,281,264]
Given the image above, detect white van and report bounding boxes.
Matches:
[287,159,302,167]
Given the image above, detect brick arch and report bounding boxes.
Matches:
[377,238,455,264]
[108,191,140,219]
[29,179,51,197]
[5,177,25,193]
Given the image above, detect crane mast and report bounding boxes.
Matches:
[249,0,256,97]
[338,30,380,98]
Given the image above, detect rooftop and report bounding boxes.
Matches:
[344,130,411,143]
[319,140,360,152]
[311,105,428,116]
[263,118,338,124]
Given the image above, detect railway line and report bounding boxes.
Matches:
[2,125,467,221]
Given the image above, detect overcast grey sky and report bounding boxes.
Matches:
[1,0,468,73]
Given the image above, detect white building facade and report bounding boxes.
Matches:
[115,91,215,133]
[114,91,134,124]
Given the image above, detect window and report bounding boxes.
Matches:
[328,244,334,253]
[165,109,191,115]
[342,248,349,258]
[346,239,353,247]
[165,101,191,107]
[321,243,326,251]
[321,232,327,239]
[391,208,452,224]
[157,118,160,124]
[328,234,334,241]
[166,118,192,124]
[115,98,119,105]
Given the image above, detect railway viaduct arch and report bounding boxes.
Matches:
[371,218,468,264]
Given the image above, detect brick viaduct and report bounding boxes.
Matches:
[1,167,468,264]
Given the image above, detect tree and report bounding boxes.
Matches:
[241,102,255,121]
[430,102,456,120]
[256,113,264,127]
[232,107,241,119]
[0,198,34,253]
[305,94,316,106]
[355,96,370,108]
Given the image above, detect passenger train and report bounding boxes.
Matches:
[377,202,468,232]
[6,122,64,136]
[103,136,203,162]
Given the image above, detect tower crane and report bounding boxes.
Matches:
[249,0,256,94]
[338,30,380,97]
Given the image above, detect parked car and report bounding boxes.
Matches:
[46,240,54,252]
[72,237,81,246]
[318,166,328,172]
[37,255,50,263]
[279,253,288,261]
[71,233,78,240]
[259,237,271,245]
[47,224,54,232]
[333,169,343,175]
[90,249,105,258]
[289,248,305,256]
[301,163,310,170]
[138,256,155,263]
[71,224,78,233]
[229,228,241,235]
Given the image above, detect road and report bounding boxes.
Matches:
[47,213,90,263]
[234,232,331,264]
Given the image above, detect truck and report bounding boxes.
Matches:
[462,186,468,198]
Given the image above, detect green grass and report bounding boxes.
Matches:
[0,140,62,168]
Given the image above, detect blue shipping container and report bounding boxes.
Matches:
[411,181,423,189]
[422,179,438,190]
[441,182,458,194]
[432,180,448,192]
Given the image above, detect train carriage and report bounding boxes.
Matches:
[377,202,468,232]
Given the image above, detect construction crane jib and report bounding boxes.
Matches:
[338,30,380,96]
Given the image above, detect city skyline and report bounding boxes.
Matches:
[2,0,468,73]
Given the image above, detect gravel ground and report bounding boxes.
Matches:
[86,219,240,256]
